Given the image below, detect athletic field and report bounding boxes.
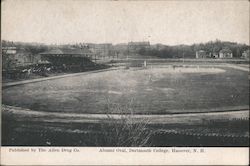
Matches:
[3,65,249,114]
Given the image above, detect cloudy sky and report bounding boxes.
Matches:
[1,0,249,45]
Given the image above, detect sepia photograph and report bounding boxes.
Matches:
[1,0,249,164]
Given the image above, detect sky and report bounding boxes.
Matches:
[1,0,249,45]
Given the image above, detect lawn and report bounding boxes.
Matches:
[2,65,249,114]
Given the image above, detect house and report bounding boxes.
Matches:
[195,50,208,58]
[219,48,233,58]
[242,50,249,60]
[2,47,17,55]
[2,47,40,68]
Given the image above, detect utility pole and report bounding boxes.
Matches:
[127,44,129,60]
[182,52,185,64]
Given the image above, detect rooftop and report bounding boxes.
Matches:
[219,48,232,53]
[40,48,93,55]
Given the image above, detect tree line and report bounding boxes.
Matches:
[2,39,249,59]
[138,40,249,58]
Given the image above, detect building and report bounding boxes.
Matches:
[2,47,17,69]
[219,48,233,58]
[242,50,249,60]
[195,50,208,58]
[2,47,17,54]
[40,47,95,66]
[2,47,40,68]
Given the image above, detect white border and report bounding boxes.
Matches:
[1,147,249,165]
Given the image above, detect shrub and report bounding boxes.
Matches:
[98,98,153,146]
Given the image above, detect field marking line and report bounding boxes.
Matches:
[225,64,249,72]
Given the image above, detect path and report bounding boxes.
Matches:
[2,105,248,125]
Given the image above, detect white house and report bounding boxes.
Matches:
[219,48,233,58]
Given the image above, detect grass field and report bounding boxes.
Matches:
[2,65,249,114]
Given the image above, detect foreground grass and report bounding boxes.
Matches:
[2,103,249,146]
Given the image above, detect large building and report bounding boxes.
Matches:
[40,47,95,66]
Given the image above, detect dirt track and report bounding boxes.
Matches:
[2,104,249,146]
[2,105,248,125]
